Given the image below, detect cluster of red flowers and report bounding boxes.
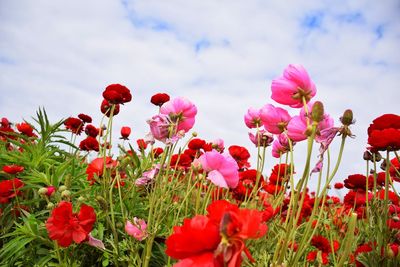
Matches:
[368,114,400,152]
[165,200,267,266]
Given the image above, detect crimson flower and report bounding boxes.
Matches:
[228,145,251,169]
[2,164,24,174]
[188,138,206,150]
[120,126,131,140]
[367,114,400,151]
[151,93,170,107]
[45,201,96,247]
[136,139,147,150]
[84,124,99,137]
[100,99,120,117]
[64,117,84,135]
[0,178,24,203]
[344,174,373,191]
[86,157,118,184]
[334,182,344,189]
[78,113,92,123]
[16,122,36,137]
[79,137,99,152]
[102,84,132,104]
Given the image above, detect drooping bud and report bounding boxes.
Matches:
[340,109,354,126]
[311,101,324,123]
[363,151,372,161]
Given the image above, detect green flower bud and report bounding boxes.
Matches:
[61,190,71,198]
[58,185,68,192]
[47,202,55,209]
[311,101,324,123]
[340,109,354,126]
[38,187,48,195]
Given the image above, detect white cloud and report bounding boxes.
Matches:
[1,0,399,193]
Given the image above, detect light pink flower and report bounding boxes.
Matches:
[244,107,262,128]
[135,165,160,186]
[272,134,291,158]
[147,114,171,143]
[125,217,148,241]
[287,115,308,142]
[87,234,105,250]
[160,97,197,133]
[260,104,292,134]
[211,138,225,152]
[249,130,274,147]
[271,64,316,108]
[196,150,239,188]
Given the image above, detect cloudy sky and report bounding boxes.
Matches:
[1,0,399,191]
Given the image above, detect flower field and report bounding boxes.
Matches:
[1,64,400,266]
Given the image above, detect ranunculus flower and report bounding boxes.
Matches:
[334,182,344,189]
[160,97,197,133]
[188,138,206,150]
[64,117,84,135]
[248,130,274,147]
[78,113,92,123]
[196,150,239,189]
[0,178,24,203]
[120,126,131,140]
[102,84,132,104]
[271,64,316,108]
[79,137,99,152]
[244,107,262,129]
[367,114,400,151]
[151,93,170,107]
[136,139,147,150]
[100,99,120,117]
[84,124,99,137]
[16,122,36,137]
[147,114,171,143]
[211,138,225,152]
[2,164,24,174]
[45,201,96,247]
[228,145,250,169]
[344,174,373,191]
[125,217,148,241]
[260,104,291,134]
[86,157,118,184]
[272,134,291,158]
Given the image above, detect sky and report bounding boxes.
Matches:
[1,0,399,193]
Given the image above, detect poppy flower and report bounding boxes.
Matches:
[45,201,96,247]
[160,97,197,133]
[367,114,400,151]
[152,147,164,158]
[100,99,120,117]
[170,154,193,169]
[120,126,131,140]
[334,182,344,189]
[271,64,316,108]
[2,164,24,174]
[151,93,170,107]
[64,117,84,135]
[102,84,132,104]
[79,137,99,152]
[78,113,92,123]
[228,145,251,169]
[0,178,24,203]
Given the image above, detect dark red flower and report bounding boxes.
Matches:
[152,147,164,158]
[120,126,131,140]
[306,250,329,265]
[343,190,372,207]
[269,164,290,185]
[232,169,262,201]
[170,154,192,169]
[368,114,400,151]
[334,182,344,189]
[151,93,170,107]
[78,113,92,123]
[390,157,400,180]
[84,124,99,137]
[45,201,96,247]
[228,145,251,169]
[100,99,120,117]
[79,137,99,152]
[16,122,36,137]
[64,117,84,135]
[103,84,132,104]
[137,139,147,150]
[0,178,24,203]
[188,138,206,150]
[2,164,24,174]
[344,174,373,191]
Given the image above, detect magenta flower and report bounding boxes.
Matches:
[160,97,197,133]
[195,150,239,189]
[125,217,148,241]
[244,107,262,128]
[249,130,274,147]
[271,64,316,108]
[272,134,291,158]
[260,104,292,134]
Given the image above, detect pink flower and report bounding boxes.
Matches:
[271,64,316,108]
[147,114,171,143]
[249,130,274,147]
[211,138,225,152]
[196,150,239,189]
[287,115,308,141]
[244,108,262,128]
[160,97,197,133]
[125,217,148,241]
[272,134,291,158]
[260,104,291,134]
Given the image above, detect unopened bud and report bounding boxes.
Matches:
[340,109,354,126]
[78,196,85,202]
[363,151,372,161]
[96,196,108,211]
[373,152,382,162]
[47,202,54,209]
[311,101,324,123]
[58,185,68,192]
[61,190,71,198]
[192,132,198,137]
[380,161,387,171]
[38,188,48,195]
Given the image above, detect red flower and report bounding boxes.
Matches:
[86,157,118,184]
[84,124,99,137]
[152,147,164,158]
[120,126,131,140]
[151,93,170,107]
[79,137,99,152]
[188,138,206,150]
[100,99,120,117]
[78,113,92,123]
[228,145,251,169]
[390,157,400,180]
[102,84,132,104]
[45,201,96,247]
[64,117,84,135]
[344,174,373,191]
[0,178,24,203]
[137,139,147,150]
[306,250,329,265]
[334,182,344,189]
[16,122,36,137]
[367,114,400,151]
[2,164,24,174]
[232,169,262,201]
[170,154,192,169]
[269,164,290,185]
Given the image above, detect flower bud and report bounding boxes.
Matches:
[96,196,108,211]
[311,101,324,123]
[58,185,68,192]
[363,151,372,161]
[61,190,71,198]
[192,132,198,137]
[47,202,54,209]
[38,187,48,195]
[340,109,354,126]
[78,196,85,202]
[373,152,382,162]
